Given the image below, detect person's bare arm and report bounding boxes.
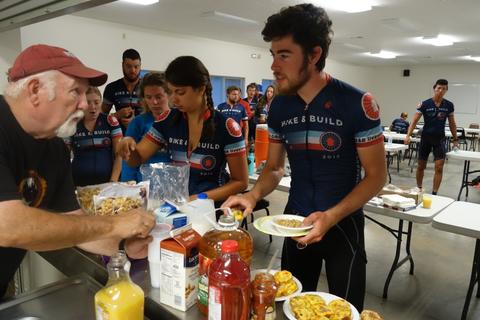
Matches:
[194,154,248,202]
[110,136,122,181]
[118,137,159,167]
[243,120,249,146]
[222,142,286,215]
[297,141,387,244]
[0,201,154,251]
[448,114,458,142]
[404,112,422,144]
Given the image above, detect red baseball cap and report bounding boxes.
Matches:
[8,44,108,86]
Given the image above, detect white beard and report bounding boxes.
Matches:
[56,110,85,138]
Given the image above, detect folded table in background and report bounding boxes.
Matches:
[364,194,455,298]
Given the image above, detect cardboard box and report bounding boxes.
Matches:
[378,184,423,205]
[160,224,200,311]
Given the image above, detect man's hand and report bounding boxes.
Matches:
[125,236,153,259]
[117,137,137,161]
[453,139,460,148]
[112,209,155,239]
[293,211,336,245]
[404,136,411,145]
[116,107,134,119]
[221,192,258,217]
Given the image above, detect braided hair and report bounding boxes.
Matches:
[165,56,215,140]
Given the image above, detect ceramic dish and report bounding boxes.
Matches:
[253,216,310,237]
[272,214,313,233]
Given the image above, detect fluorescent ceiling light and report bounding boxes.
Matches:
[466,55,480,62]
[121,0,159,5]
[366,50,397,59]
[421,34,455,46]
[310,0,374,13]
[201,11,259,25]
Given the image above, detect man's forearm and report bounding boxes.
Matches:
[0,201,115,251]
[250,165,284,201]
[77,238,118,256]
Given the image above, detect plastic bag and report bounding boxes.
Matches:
[93,181,149,216]
[140,162,190,209]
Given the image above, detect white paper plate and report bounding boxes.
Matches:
[253,216,310,237]
[250,269,303,302]
[283,291,360,320]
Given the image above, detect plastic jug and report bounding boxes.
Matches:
[94,251,144,320]
[185,193,216,236]
[208,240,250,320]
[197,214,253,315]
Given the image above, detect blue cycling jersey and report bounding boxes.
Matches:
[121,112,170,182]
[146,109,245,196]
[391,118,409,133]
[65,113,122,186]
[216,103,248,127]
[268,76,383,216]
[103,78,142,115]
[416,98,454,139]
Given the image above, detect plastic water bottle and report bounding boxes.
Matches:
[387,135,393,145]
[186,193,216,236]
[248,150,255,175]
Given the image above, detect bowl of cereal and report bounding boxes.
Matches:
[272,215,313,233]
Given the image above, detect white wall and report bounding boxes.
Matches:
[370,64,480,128]
[14,14,480,128]
[19,15,373,95]
[0,28,22,92]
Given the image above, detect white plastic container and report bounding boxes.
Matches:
[183,193,216,236]
[148,223,172,288]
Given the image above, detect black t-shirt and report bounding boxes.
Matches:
[0,96,79,298]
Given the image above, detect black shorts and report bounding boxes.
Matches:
[281,207,367,311]
[418,135,446,161]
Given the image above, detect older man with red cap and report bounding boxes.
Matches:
[0,44,155,299]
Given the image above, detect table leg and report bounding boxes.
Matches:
[457,160,469,201]
[397,152,400,172]
[382,219,415,299]
[386,153,392,183]
[461,239,480,320]
[406,221,415,275]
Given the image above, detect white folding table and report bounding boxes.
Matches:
[364,195,455,298]
[446,150,480,200]
[384,143,409,183]
[432,201,480,320]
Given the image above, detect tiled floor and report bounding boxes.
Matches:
[246,153,480,319]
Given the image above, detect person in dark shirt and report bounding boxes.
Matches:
[404,79,459,194]
[64,87,123,186]
[0,44,155,299]
[102,49,142,132]
[118,56,248,202]
[390,112,410,133]
[216,85,249,147]
[222,4,386,311]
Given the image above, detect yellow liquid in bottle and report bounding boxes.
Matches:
[94,280,144,320]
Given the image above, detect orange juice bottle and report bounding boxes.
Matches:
[94,251,144,320]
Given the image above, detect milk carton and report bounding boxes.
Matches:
[160,224,200,311]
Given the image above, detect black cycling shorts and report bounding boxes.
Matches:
[418,135,446,161]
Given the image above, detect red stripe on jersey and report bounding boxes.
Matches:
[356,135,384,147]
[226,150,246,157]
[145,134,162,146]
